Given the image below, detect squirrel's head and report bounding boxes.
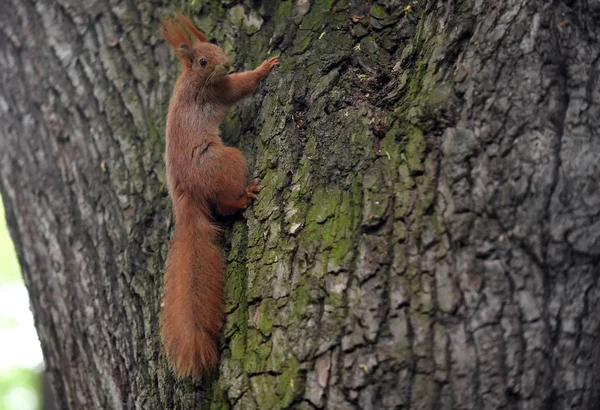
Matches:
[161,14,231,85]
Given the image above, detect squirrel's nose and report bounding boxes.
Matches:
[225,62,232,72]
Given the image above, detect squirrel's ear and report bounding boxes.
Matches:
[176,43,194,69]
[161,18,192,49]
[175,13,208,43]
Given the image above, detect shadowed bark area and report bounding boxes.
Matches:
[1,0,599,409]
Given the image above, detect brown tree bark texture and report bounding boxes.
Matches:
[1,0,599,409]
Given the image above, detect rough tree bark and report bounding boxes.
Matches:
[1,0,599,409]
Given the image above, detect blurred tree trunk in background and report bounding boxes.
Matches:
[1,0,600,409]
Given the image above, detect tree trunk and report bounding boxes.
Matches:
[1,0,599,409]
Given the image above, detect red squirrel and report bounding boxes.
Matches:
[160,14,279,378]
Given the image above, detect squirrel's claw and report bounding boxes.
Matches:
[268,56,280,67]
[248,179,262,192]
[263,56,280,70]
[245,179,262,200]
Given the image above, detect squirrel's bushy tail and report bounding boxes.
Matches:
[161,201,224,378]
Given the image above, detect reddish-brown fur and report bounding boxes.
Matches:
[160,14,279,378]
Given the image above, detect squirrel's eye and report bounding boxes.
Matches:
[199,58,207,66]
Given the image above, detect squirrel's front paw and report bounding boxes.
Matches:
[266,56,280,69]
[259,57,280,75]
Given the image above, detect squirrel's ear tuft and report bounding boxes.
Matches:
[175,14,208,43]
[161,18,194,69]
[161,18,192,50]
